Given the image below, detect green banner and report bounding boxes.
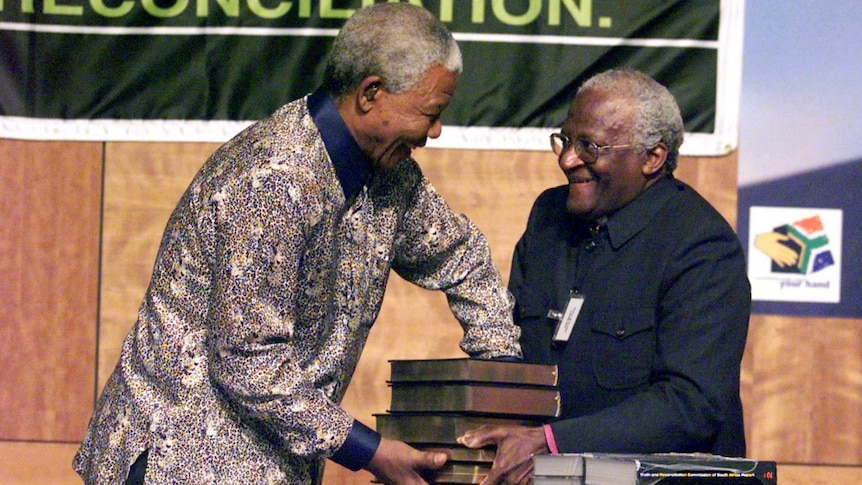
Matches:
[0,0,742,153]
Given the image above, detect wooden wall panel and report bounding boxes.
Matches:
[747,314,862,464]
[0,140,101,442]
[779,464,862,484]
[674,151,739,229]
[0,442,81,485]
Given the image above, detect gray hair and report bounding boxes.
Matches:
[578,69,684,172]
[322,3,462,100]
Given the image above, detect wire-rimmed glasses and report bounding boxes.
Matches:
[550,132,634,164]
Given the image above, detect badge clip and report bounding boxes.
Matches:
[547,292,585,343]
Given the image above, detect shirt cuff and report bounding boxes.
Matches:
[490,355,522,362]
[543,424,559,455]
[330,420,382,471]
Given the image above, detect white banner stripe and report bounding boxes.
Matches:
[0,21,717,48]
[0,22,340,36]
[454,32,719,49]
[0,116,725,155]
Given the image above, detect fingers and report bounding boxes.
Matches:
[457,425,502,449]
[367,438,444,485]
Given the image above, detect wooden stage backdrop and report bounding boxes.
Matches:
[1,138,860,484]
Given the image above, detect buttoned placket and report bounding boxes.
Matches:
[564,225,607,295]
[342,186,372,317]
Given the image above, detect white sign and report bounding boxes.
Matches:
[748,206,842,303]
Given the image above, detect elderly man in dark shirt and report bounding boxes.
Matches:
[458,69,751,485]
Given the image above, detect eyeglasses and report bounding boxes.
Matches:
[550,132,634,164]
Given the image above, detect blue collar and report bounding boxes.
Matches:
[308,88,373,201]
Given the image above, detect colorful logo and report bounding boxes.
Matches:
[753,214,835,275]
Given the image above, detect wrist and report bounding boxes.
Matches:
[542,424,559,455]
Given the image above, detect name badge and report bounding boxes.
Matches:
[548,292,585,343]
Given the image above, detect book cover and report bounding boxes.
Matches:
[389,383,561,418]
[583,454,638,485]
[634,452,777,485]
[389,358,559,387]
[375,413,540,445]
[532,453,777,485]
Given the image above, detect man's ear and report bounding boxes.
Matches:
[642,141,668,176]
[364,83,380,101]
[358,77,383,112]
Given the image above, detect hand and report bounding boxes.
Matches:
[457,425,549,485]
[365,437,448,485]
[753,231,799,268]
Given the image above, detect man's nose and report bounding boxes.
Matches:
[427,118,443,139]
[558,146,585,169]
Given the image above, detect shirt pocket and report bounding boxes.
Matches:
[590,306,656,390]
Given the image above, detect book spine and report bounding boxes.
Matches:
[389,359,559,386]
[376,414,540,443]
[388,384,561,418]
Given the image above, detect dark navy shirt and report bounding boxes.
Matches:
[510,175,751,456]
[308,88,372,202]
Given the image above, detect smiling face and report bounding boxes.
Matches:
[558,87,665,222]
[355,64,457,170]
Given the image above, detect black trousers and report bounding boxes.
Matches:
[125,450,148,485]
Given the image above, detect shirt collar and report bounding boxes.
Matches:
[604,174,678,249]
[308,88,373,201]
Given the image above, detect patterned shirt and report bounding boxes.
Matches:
[74,90,522,484]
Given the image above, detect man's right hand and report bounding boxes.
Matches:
[365,437,448,485]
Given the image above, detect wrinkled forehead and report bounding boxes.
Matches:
[413,65,458,107]
[566,89,637,135]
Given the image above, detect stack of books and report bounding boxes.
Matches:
[532,452,778,485]
[374,358,561,484]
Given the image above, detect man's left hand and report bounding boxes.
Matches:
[457,425,549,485]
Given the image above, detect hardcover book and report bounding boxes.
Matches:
[533,453,778,485]
[413,445,497,464]
[425,462,491,484]
[533,453,585,479]
[375,358,563,484]
[389,382,561,418]
[373,462,492,485]
[389,358,559,387]
[375,413,540,445]
[533,478,588,485]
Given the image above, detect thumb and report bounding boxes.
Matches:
[417,450,448,471]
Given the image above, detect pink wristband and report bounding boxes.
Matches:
[542,424,559,455]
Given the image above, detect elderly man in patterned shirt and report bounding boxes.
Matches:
[74,4,522,484]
